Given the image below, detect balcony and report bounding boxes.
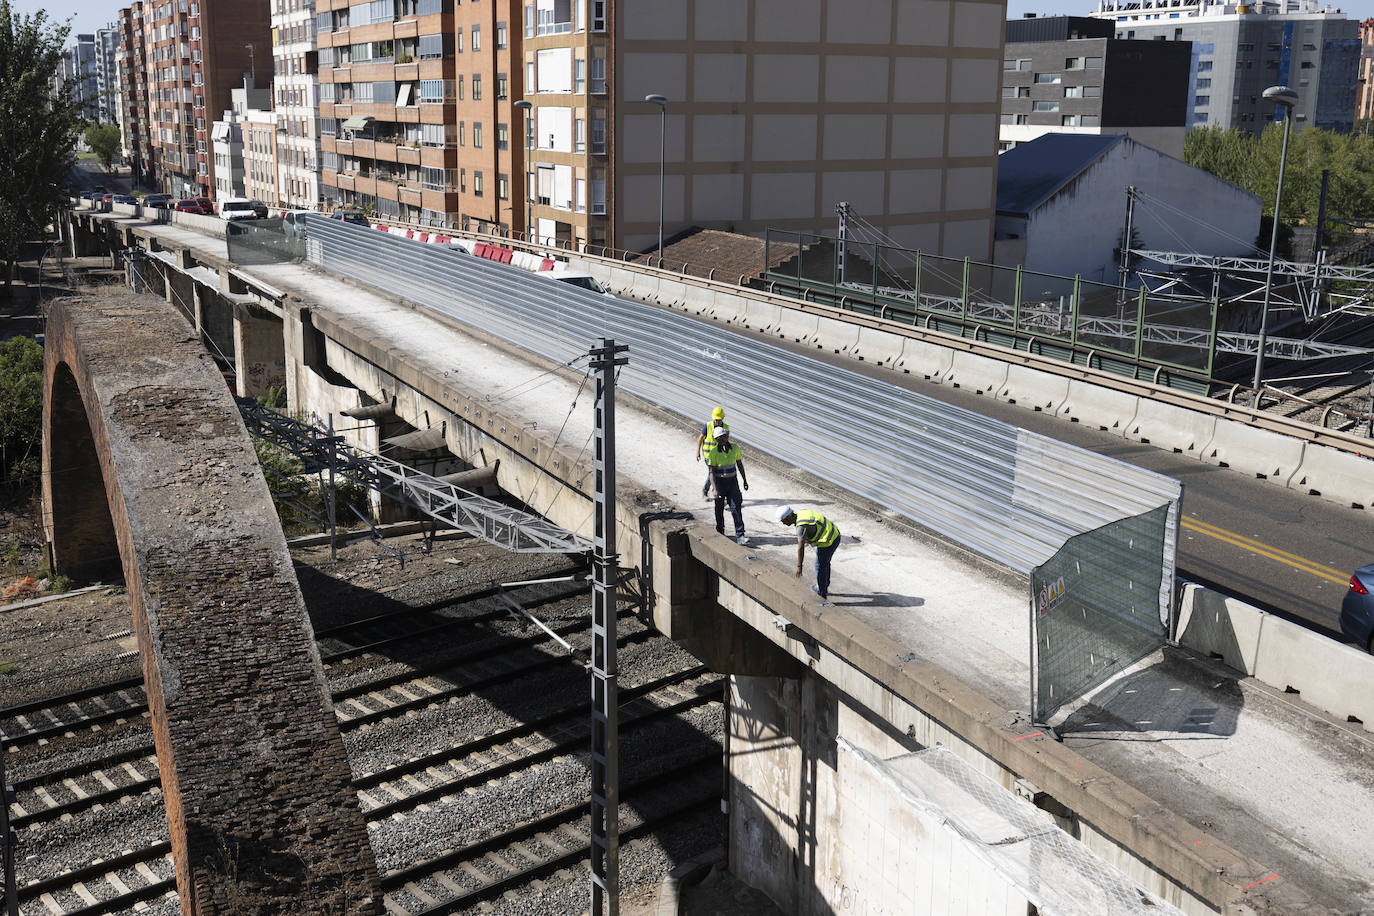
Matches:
[396,144,421,164]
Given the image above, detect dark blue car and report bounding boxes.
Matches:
[1340,563,1374,652]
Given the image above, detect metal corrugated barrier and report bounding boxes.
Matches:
[302,216,1180,576]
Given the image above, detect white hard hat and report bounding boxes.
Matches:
[712,426,728,438]
[778,506,794,522]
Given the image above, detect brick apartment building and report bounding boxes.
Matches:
[117,3,151,187]
[1357,19,1374,125]
[121,0,271,199]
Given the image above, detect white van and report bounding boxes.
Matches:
[546,271,611,295]
[218,198,258,221]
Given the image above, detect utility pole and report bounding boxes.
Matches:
[1118,185,1137,291]
[588,338,627,916]
[836,201,851,287]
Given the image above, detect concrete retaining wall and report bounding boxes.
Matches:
[1177,583,1374,732]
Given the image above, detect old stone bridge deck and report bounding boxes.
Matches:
[56,208,1374,914]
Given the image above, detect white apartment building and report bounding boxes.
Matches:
[272,0,321,208]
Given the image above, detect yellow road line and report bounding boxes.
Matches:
[1181,516,1350,585]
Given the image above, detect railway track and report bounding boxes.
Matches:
[5,549,724,916]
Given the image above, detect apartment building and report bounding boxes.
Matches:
[1092,0,1359,134]
[273,0,322,208]
[117,4,152,185]
[138,0,271,199]
[1356,19,1374,124]
[60,35,100,122]
[246,108,281,203]
[1000,16,1190,157]
[95,27,123,127]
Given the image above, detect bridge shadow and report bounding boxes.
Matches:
[827,592,924,609]
[293,549,728,874]
[1056,646,1243,740]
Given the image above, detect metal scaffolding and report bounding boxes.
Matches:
[236,398,587,554]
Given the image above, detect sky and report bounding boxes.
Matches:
[18,0,1374,41]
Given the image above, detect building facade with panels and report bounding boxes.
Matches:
[60,35,100,123]
[605,0,1004,258]
[1000,16,1191,157]
[95,27,123,127]
[1092,0,1359,134]
[272,0,322,209]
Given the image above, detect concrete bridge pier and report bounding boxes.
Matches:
[232,302,287,399]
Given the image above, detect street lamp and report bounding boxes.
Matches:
[514,99,532,242]
[1251,85,1299,409]
[644,94,667,262]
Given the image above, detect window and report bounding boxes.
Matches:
[1196,78,1211,89]
[497,73,507,99]
[1065,56,1083,69]
[471,24,480,51]
[458,121,464,145]
[574,117,584,151]
[1014,114,1028,125]
[1197,60,1212,71]
[1002,86,1016,98]
[419,78,445,102]
[1064,85,1083,98]
[421,122,449,146]
[1081,115,1100,127]
[525,3,534,38]
[1003,58,1031,71]
[1061,114,1081,126]
[473,121,482,148]
[459,167,465,192]
[498,173,509,199]
[574,57,585,93]
[1195,95,1209,106]
[497,122,508,149]
[592,0,606,31]
[1300,61,1314,69]
[590,55,605,92]
[1085,57,1102,68]
[418,33,443,59]
[496,21,507,48]
[456,28,462,52]
[1034,72,1061,84]
[1084,86,1101,98]
[1032,101,1059,112]
[472,73,481,99]
[473,170,483,196]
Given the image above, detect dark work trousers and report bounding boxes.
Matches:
[814,534,841,597]
[713,475,745,539]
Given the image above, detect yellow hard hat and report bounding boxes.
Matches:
[711,406,725,420]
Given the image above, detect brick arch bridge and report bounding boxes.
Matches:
[42,293,381,915]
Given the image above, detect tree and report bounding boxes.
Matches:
[0,335,43,481]
[0,1,81,293]
[84,123,121,172]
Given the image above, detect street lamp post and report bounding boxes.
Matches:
[644,94,667,263]
[514,100,532,242]
[1252,85,1298,409]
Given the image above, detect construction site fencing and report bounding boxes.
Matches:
[294,214,1181,587]
[1030,504,1174,726]
[762,229,1219,384]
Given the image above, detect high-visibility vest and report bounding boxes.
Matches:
[703,420,730,454]
[796,509,839,547]
[705,440,741,469]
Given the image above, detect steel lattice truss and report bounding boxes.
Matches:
[844,283,1372,359]
[237,398,587,554]
[1132,248,1374,319]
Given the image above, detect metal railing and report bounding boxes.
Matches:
[300,214,1180,575]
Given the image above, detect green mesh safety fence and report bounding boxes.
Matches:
[1031,503,1171,725]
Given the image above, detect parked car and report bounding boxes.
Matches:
[173,198,205,214]
[110,194,137,205]
[547,271,611,295]
[218,198,259,221]
[248,199,268,218]
[1340,563,1374,652]
[193,196,214,215]
[142,193,172,208]
[329,209,369,227]
[281,209,315,239]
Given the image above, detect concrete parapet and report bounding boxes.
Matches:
[1178,583,1374,732]
[1288,441,1374,507]
[170,209,227,239]
[775,308,821,346]
[1002,362,1069,411]
[943,349,1011,398]
[1199,417,1306,482]
[1130,395,1216,454]
[1056,378,1140,435]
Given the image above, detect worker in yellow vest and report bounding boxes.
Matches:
[694,406,729,499]
[705,426,750,543]
[778,506,841,600]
